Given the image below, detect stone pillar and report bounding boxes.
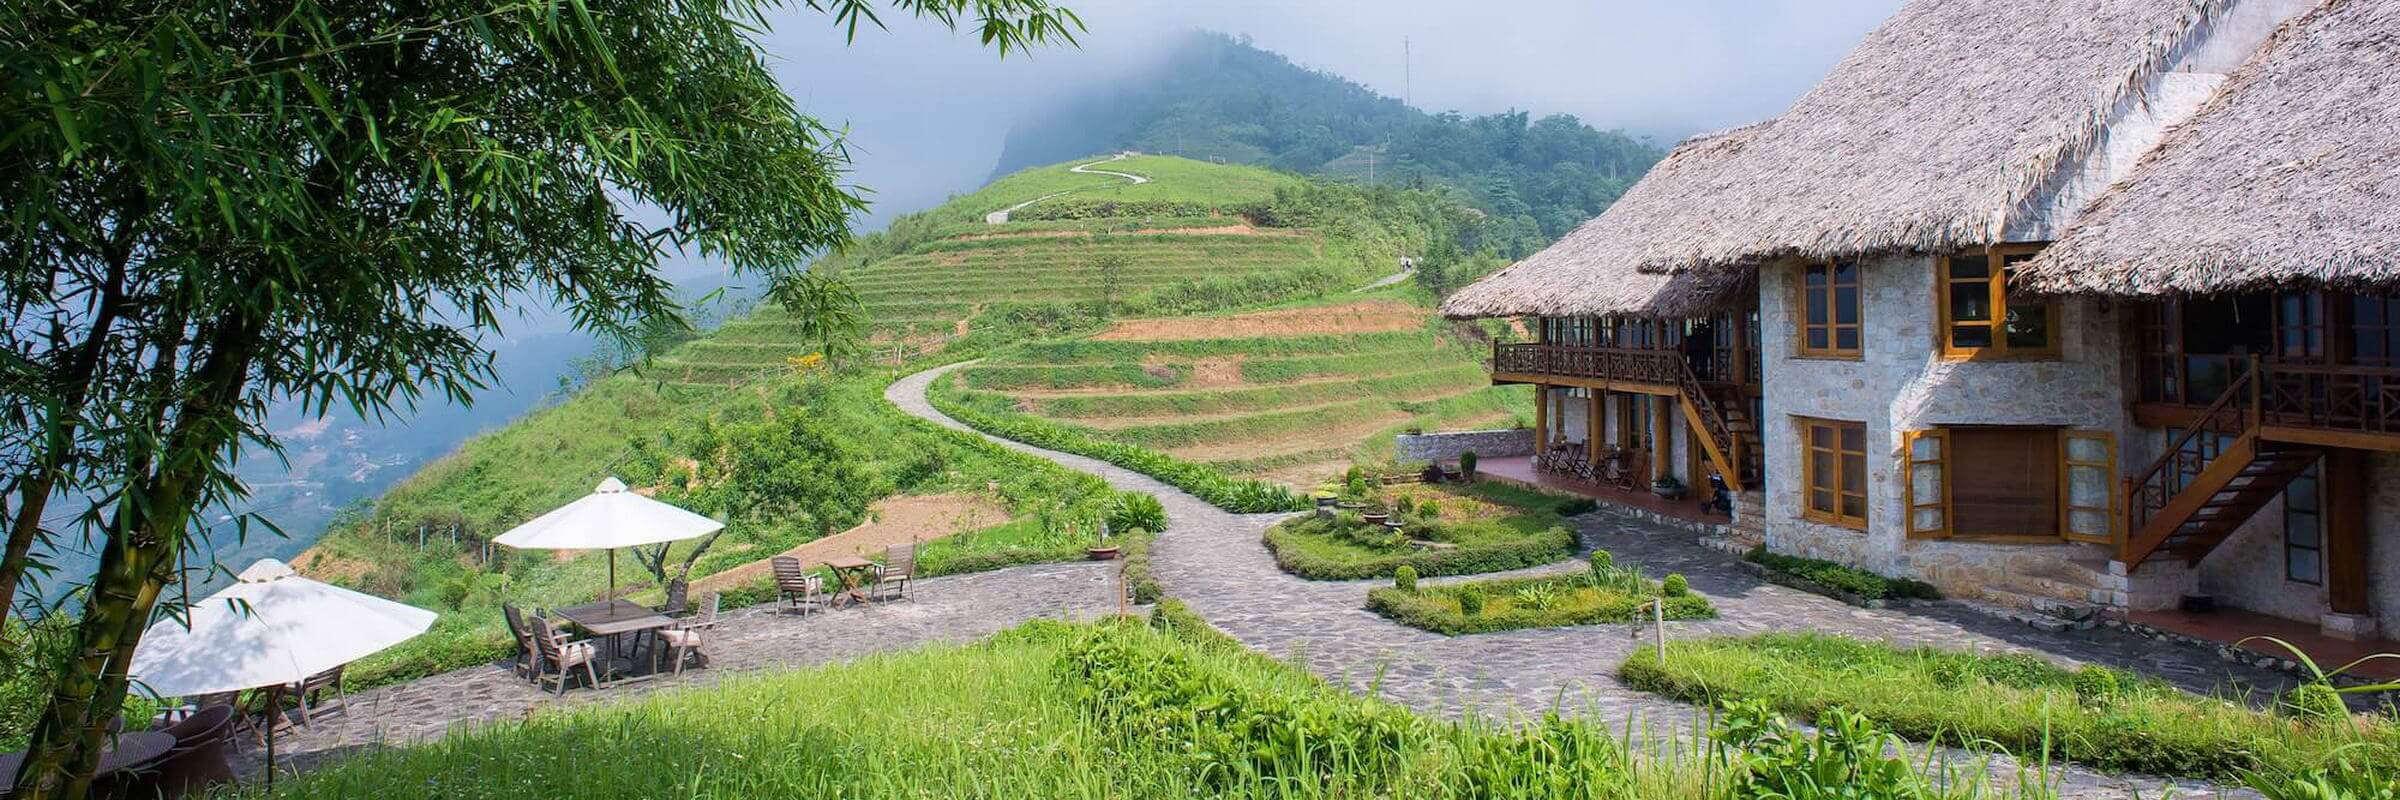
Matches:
[2102,559,2198,612]
[2320,448,2377,640]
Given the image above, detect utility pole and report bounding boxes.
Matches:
[1404,36,1412,108]
[1367,149,1376,184]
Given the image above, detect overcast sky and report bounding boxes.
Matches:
[747,0,1905,235]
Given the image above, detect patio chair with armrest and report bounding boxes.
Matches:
[527,615,604,695]
[655,593,719,676]
[871,544,914,602]
[290,664,347,725]
[772,556,827,616]
[502,603,539,681]
[144,704,238,799]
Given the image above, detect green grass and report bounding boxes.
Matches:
[949,154,1299,220]
[1262,484,1578,580]
[1619,632,2400,782]
[263,616,2081,800]
[1368,566,1715,635]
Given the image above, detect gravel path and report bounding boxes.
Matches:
[888,361,2275,799]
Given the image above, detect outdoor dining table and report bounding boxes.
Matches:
[823,555,878,608]
[0,731,176,790]
[555,599,678,680]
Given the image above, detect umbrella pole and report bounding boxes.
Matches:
[608,549,617,599]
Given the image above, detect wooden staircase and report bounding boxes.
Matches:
[2121,361,2322,568]
[1673,362,1747,493]
[1712,386,1766,485]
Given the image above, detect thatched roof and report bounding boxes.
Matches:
[2015,0,2398,296]
[1439,124,1767,320]
[1614,0,2238,274]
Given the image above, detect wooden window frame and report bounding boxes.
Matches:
[1796,260,1862,359]
[1799,417,1868,529]
[1936,244,2060,361]
[1901,426,2121,543]
[2284,459,2324,585]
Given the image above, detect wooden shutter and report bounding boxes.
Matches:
[1903,429,1951,538]
[2060,430,2119,544]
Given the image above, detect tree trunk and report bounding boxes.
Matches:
[663,577,690,616]
[10,315,255,800]
[0,247,131,624]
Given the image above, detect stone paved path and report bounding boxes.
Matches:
[891,362,2284,799]
[246,561,1116,775]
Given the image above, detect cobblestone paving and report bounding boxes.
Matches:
[891,362,2283,799]
[244,560,1117,775]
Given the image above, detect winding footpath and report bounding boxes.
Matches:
[889,361,2281,799]
[982,153,1150,224]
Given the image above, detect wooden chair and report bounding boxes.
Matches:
[655,593,719,676]
[527,616,603,695]
[289,664,347,725]
[871,544,915,602]
[502,603,539,681]
[772,556,827,616]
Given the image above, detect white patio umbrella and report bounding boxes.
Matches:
[491,477,723,600]
[128,558,438,787]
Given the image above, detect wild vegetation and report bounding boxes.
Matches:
[1743,546,1942,602]
[1620,632,2400,783]
[263,614,2087,800]
[1263,483,1576,580]
[1368,552,1712,635]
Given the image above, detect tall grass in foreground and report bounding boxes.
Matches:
[1621,632,2400,783]
[266,613,2079,800]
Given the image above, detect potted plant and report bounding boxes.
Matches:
[1360,501,1390,526]
[1651,476,1687,500]
[1313,486,1340,509]
[1086,521,1119,560]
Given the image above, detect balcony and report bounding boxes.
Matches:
[1490,343,1684,389]
[2137,353,2400,450]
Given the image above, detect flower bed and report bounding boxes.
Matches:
[1264,485,1576,580]
[1742,546,1939,606]
[1367,559,1714,635]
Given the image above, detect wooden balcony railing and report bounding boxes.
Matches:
[1492,343,1683,386]
[2141,353,2400,436]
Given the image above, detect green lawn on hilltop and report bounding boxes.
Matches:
[259,612,2080,800]
[951,154,1300,220]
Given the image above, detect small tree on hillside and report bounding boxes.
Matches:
[1093,252,1130,317]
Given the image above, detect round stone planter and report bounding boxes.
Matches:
[1360,512,1390,525]
[1086,546,1120,560]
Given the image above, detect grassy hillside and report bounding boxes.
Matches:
[956,154,1298,219]
[304,154,1430,686]
[937,289,1527,487]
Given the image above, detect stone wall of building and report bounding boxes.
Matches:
[1395,428,1533,464]
[2195,452,2400,636]
[1755,252,2133,608]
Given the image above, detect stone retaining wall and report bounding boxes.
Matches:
[1396,428,1533,464]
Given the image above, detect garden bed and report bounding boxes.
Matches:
[1618,632,2400,782]
[1367,557,1714,635]
[1741,546,1940,608]
[1264,483,1577,580]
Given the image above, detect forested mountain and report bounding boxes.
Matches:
[992,32,1666,257]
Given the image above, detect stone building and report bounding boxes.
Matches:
[1441,0,2398,647]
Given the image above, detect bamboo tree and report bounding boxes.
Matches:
[0,0,1081,795]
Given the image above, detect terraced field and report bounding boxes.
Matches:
[643,156,1345,388]
[940,298,1530,487]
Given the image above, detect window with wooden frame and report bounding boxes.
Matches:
[1800,417,1867,528]
[1937,245,2057,359]
[1797,261,1861,358]
[2284,459,2324,584]
[1902,426,2117,542]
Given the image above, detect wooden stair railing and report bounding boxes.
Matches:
[1674,360,1746,494]
[2120,358,2321,568]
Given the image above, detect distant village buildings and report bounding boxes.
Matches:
[1442,0,2396,644]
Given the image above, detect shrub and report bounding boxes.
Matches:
[1121,529,1164,605]
[1392,565,1418,594]
[1743,546,1942,601]
[1418,500,1442,519]
[1370,573,1715,636]
[1661,573,1689,598]
[1107,491,1168,535]
[2072,665,2122,707]
[1455,587,1486,616]
[1554,498,1599,516]
[1458,450,1478,478]
[1395,495,1415,514]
